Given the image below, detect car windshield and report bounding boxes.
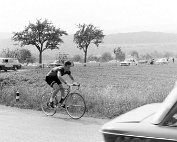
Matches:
[152,84,177,124]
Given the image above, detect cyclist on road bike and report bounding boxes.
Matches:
[45,61,75,108]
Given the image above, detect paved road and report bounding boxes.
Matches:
[0,105,108,142]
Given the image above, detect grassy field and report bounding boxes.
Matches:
[0,62,177,119]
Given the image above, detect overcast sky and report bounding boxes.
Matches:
[1,0,177,34]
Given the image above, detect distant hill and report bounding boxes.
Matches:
[104,31,177,44]
[0,31,177,62]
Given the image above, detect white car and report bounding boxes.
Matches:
[0,58,22,71]
[155,58,168,64]
[120,58,138,66]
[47,60,63,68]
[138,59,148,64]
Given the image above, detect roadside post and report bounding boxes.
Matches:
[16,91,20,102]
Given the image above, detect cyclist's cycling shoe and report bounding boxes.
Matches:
[61,104,65,108]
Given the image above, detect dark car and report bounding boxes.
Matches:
[100,82,177,142]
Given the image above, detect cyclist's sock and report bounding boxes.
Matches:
[49,97,53,102]
[59,97,64,104]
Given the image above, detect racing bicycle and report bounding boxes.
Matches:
[41,83,86,119]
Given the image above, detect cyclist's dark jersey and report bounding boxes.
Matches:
[47,66,71,77]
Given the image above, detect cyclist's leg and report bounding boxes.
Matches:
[59,84,65,98]
[53,77,65,104]
[58,84,65,104]
[46,76,65,107]
[50,83,60,102]
[45,83,60,108]
[46,76,58,100]
[45,76,60,104]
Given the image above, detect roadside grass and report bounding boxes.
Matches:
[0,63,177,119]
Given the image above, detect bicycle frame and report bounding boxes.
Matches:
[41,83,86,119]
[62,84,80,101]
[54,84,80,105]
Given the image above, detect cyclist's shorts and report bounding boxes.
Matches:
[45,76,62,87]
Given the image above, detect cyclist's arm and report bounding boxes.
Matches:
[57,71,67,84]
[69,74,74,83]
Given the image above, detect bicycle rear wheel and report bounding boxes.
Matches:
[41,92,57,116]
[65,93,86,119]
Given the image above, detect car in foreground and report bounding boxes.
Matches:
[120,58,138,66]
[100,82,177,142]
[0,58,21,71]
[47,60,63,68]
[155,58,168,65]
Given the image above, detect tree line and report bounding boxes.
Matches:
[1,18,174,65]
[12,19,104,66]
[1,45,174,65]
[72,48,175,63]
[0,48,36,64]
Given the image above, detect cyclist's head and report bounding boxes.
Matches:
[64,61,72,66]
[64,61,74,70]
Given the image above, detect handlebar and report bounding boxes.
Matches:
[66,83,80,91]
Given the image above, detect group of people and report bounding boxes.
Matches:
[149,57,175,65]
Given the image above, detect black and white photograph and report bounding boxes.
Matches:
[1,0,177,142]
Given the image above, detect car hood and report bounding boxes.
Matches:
[110,103,160,123]
[101,103,160,134]
[101,103,177,141]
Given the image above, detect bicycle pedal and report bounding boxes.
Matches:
[60,104,66,108]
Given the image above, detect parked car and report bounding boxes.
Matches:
[100,82,177,142]
[107,60,117,64]
[0,58,21,71]
[120,58,138,66]
[155,58,168,64]
[138,59,148,64]
[47,60,63,68]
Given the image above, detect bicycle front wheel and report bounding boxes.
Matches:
[65,93,86,119]
[41,92,57,116]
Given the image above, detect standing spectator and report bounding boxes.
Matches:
[172,58,175,63]
[150,59,154,65]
